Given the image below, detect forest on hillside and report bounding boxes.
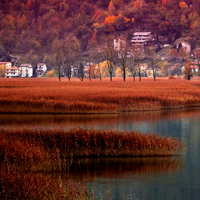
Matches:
[0,0,200,70]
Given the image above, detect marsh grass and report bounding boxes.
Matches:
[0,128,186,199]
[0,128,186,171]
[0,78,200,113]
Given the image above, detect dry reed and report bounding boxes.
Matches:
[0,77,200,113]
[0,128,186,171]
[0,127,186,200]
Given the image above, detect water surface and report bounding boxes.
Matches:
[1,108,200,200]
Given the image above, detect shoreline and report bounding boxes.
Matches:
[0,105,200,115]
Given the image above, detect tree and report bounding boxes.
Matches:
[52,39,66,82]
[145,46,159,81]
[73,37,85,81]
[128,55,137,81]
[193,48,200,73]
[117,39,129,81]
[63,38,75,81]
[183,59,193,80]
[104,39,116,81]
[131,45,145,81]
[54,49,62,82]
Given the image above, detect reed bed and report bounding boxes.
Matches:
[0,171,92,200]
[0,77,200,113]
[0,128,186,199]
[0,128,186,171]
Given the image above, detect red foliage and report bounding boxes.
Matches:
[26,0,31,8]
[92,33,96,42]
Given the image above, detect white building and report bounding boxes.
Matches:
[181,42,191,54]
[5,66,19,78]
[131,32,153,45]
[114,37,126,51]
[19,64,33,77]
[36,63,47,77]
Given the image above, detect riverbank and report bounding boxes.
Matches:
[0,77,200,114]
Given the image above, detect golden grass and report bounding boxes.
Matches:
[0,77,200,113]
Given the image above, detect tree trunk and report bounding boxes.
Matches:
[110,73,112,81]
[139,67,141,81]
[89,70,91,81]
[123,69,126,81]
[59,65,61,82]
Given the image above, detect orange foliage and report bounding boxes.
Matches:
[124,16,130,23]
[93,22,99,27]
[179,1,188,9]
[104,15,117,25]
[134,0,141,9]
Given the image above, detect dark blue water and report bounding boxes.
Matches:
[1,108,200,200]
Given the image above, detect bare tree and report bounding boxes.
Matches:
[104,39,116,81]
[184,59,193,80]
[145,46,159,81]
[52,39,67,82]
[117,40,129,81]
[54,49,63,82]
[63,39,76,81]
[128,55,137,81]
[131,44,145,81]
[73,37,84,81]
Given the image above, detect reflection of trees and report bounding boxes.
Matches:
[1,108,200,128]
[64,157,183,181]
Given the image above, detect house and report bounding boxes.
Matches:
[181,64,199,74]
[19,64,33,77]
[36,63,47,77]
[5,66,19,78]
[146,68,161,77]
[138,63,148,76]
[114,37,126,51]
[130,32,154,57]
[0,62,12,77]
[131,32,154,45]
[181,42,191,54]
[193,48,200,60]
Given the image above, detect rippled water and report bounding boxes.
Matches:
[1,108,200,200]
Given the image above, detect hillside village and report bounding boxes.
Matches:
[1,0,200,80]
[0,30,200,79]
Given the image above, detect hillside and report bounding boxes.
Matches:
[0,0,199,69]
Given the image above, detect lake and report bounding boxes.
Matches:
[1,108,200,200]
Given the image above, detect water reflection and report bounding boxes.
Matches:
[62,157,184,182]
[1,108,200,130]
[1,108,200,200]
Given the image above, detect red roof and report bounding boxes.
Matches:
[6,66,18,70]
[20,64,32,67]
[37,63,45,66]
[0,62,10,64]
